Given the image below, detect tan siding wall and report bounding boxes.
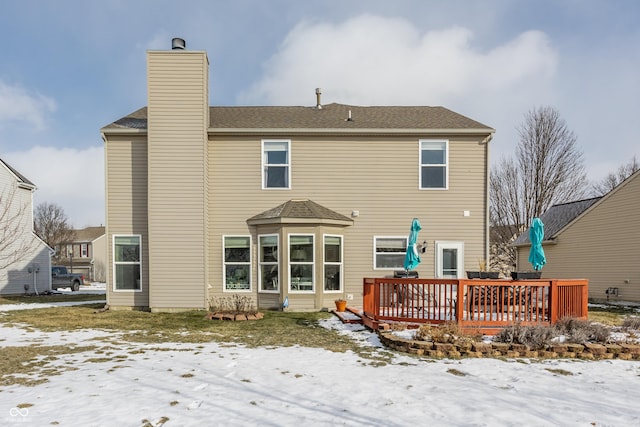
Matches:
[517,174,640,302]
[208,134,489,309]
[147,50,209,310]
[92,234,107,282]
[104,135,150,308]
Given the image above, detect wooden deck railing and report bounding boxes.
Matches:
[362,277,588,334]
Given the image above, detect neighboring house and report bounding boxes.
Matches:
[55,226,106,282]
[100,39,495,312]
[0,158,53,295]
[513,169,640,302]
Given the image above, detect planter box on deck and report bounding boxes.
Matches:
[510,271,542,280]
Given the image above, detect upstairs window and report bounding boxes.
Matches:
[224,236,251,291]
[420,139,448,189]
[81,243,88,258]
[374,236,407,269]
[263,140,290,189]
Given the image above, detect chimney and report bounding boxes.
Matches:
[315,88,322,109]
[171,38,186,50]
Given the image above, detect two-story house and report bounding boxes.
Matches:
[100,39,494,312]
[55,226,106,282]
[0,158,52,295]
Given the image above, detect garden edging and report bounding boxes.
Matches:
[378,331,640,360]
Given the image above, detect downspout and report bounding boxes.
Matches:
[482,133,494,267]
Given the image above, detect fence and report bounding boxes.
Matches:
[362,277,588,334]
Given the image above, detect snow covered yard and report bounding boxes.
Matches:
[1,304,640,426]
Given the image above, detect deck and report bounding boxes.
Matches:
[360,277,588,334]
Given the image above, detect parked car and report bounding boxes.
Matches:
[51,265,84,291]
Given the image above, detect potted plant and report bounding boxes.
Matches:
[334,297,347,312]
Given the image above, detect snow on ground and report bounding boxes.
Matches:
[1,301,640,426]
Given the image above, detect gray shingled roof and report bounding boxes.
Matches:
[73,226,105,242]
[102,104,493,132]
[247,199,353,225]
[513,197,602,246]
[0,158,35,187]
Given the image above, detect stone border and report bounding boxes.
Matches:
[378,331,640,360]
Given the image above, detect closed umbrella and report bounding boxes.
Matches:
[528,217,546,271]
[403,218,422,272]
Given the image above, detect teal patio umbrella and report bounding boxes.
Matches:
[403,218,422,271]
[528,217,546,271]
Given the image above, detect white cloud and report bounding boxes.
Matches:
[239,15,557,108]
[5,146,104,229]
[0,80,57,129]
[238,15,560,167]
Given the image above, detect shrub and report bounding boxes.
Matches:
[208,294,256,315]
[622,316,640,330]
[553,317,610,344]
[494,317,614,348]
[493,323,555,350]
[414,322,480,347]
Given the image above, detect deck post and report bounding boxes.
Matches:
[549,280,559,324]
[456,280,465,324]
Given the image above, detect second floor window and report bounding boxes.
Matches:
[81,243,88,258]
[263,140,290,189]
[420,139,448,189]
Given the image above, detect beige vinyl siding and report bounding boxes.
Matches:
[208,133,488,308]
[92,234,107,282]
[517,173,640,302]
[104,135,149,308]
[147,50,209,310]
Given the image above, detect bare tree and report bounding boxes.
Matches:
[34,202,75,261]
[0,185,38,270]
[490,106,588,273]
[591,156,639,196]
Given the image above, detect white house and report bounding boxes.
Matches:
[0,158,53,295]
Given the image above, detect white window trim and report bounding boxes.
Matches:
[112,234,142,293]
[262,139,291,190]
[419,139,449,190]
[258,234,279,294]
[323,234,343,294]
[81,243,88,258]
[435,241,464,279]
[373,236,408,270]
[288,233,314,293]
[222,235,252,292]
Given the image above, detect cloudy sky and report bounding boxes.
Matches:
[1,0,638,228]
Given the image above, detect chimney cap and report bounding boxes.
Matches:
[172,38,186,50]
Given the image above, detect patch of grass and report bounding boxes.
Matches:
[446,368,467,377]
[0,345,96,388]
[545,368,573,376]
[588,304,638,325]
[0,294,105,305]
[1,307,363,354]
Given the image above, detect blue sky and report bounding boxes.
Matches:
[1,0,638,227]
